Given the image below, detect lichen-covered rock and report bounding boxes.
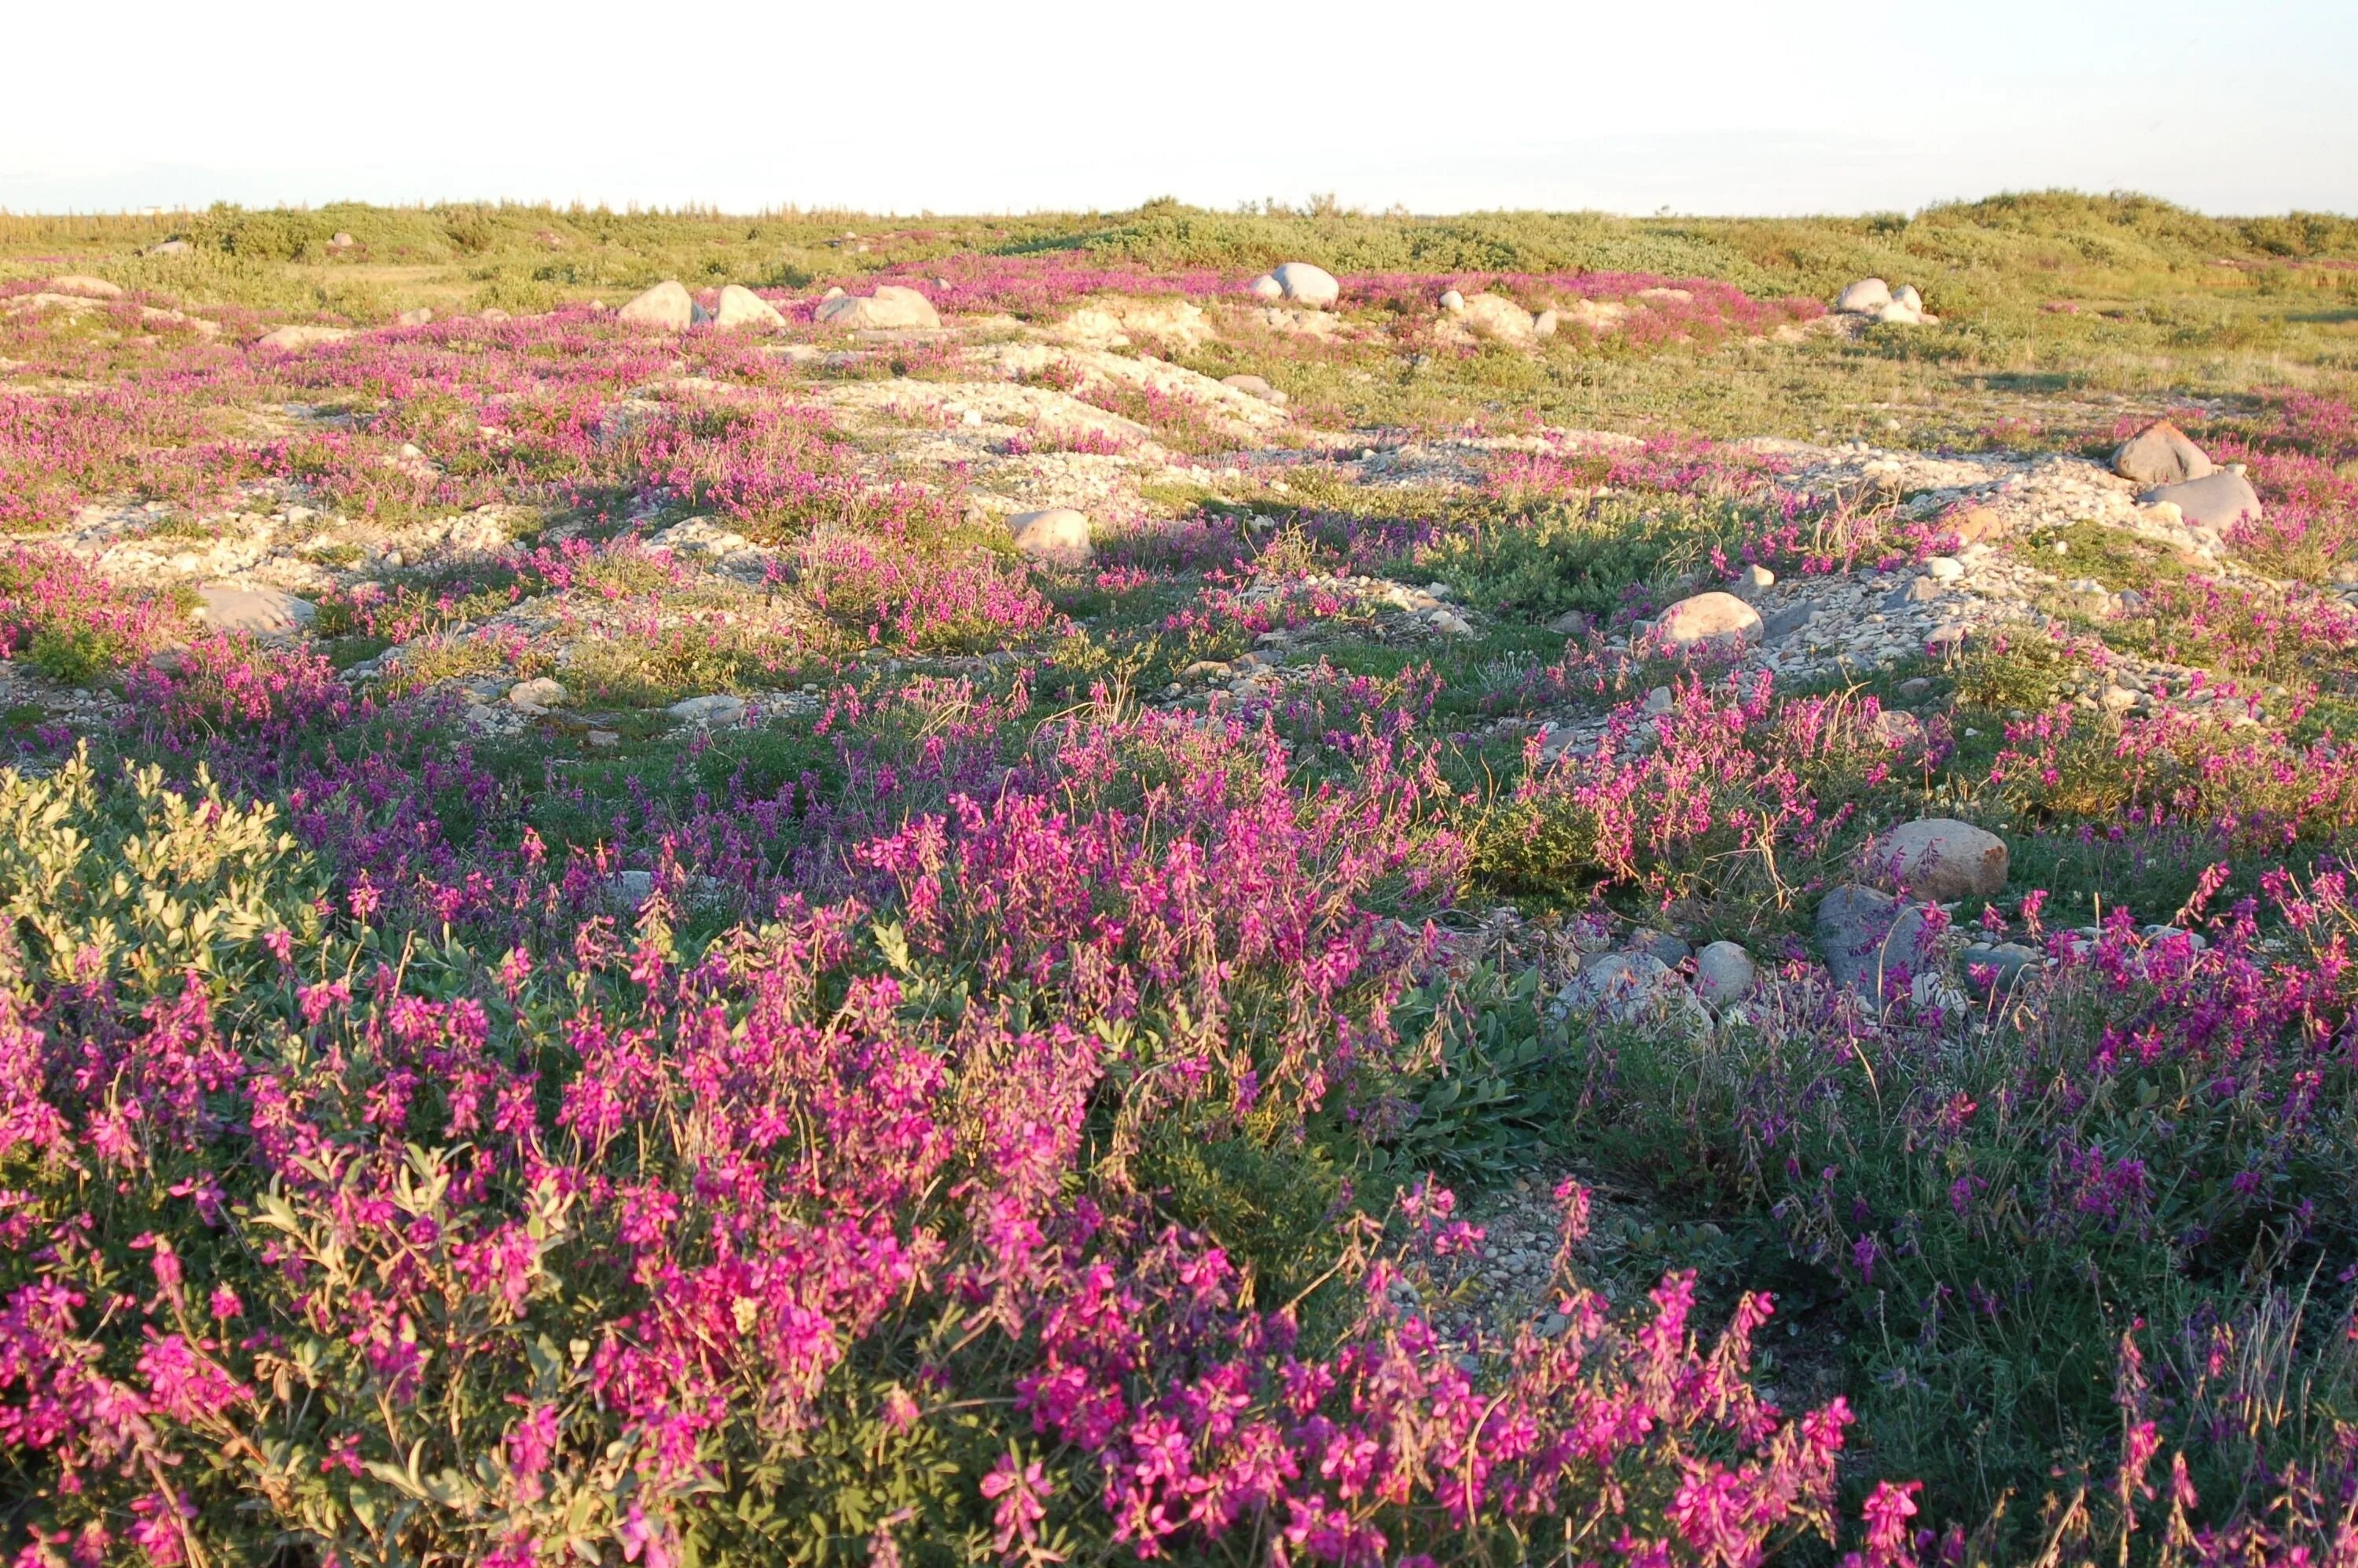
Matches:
[1816,884,1931,1002]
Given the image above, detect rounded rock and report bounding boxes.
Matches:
[1656,590,1763,652]
[1007,507,1093,567]
[1861,817,2010,902]
[194,583,315,633]
[617,280,697,329]
[814,285,941,331]
[1459,293,1536,340]
[712,284,786,331]
[1835,278,1893,314]
[2137,469,2261,532]
[253,324,353,351]
[1270,262,1340,309]
[1816,884,1932,1002]
[1694,941,1757,1005]
[2113,420,2215,487]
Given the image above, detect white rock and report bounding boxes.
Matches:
[1893,285,1924,312]
[618,280,697,329]
[814,285,941,331]
[1835,278,1893,314]
[509,677,567,712]
[394,307,433,327]
[651,517,752,556]
[712,285,785,331]
[1459,293,1536,340]
[1924,555,1964,581]
[1438,288,1465,313]
[1270,262,1340,309]
[668,693,748,725]
[1007,507,1092,567]
[48,275,123,299]
[253,325,353,351]
[1656,591,1763,652]
[193,583,315,633]
[1875,300,1925,325]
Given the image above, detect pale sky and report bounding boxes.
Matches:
[6,0,2354,218]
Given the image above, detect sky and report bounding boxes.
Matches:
[6,0,2355,218]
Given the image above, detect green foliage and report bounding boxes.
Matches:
[1366,964,1575,1184]
[0,746,324,998]
[24,623,132,685]
[1425,494,1751,620]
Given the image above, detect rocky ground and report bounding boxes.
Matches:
[2,261,2351,1352]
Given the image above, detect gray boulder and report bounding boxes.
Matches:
[1816,885,1931,1003]
[1622,929,1691,967]
[668,693,748,725]
[1959,941,2042,997]
[2138,468,2261,532]
[2112,420,2215,487]
[1694,941,1757,1005]
[1559,953,1708,1037]
[1861,817,2010,902]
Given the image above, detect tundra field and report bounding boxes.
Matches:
[5,192,2358,1567]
